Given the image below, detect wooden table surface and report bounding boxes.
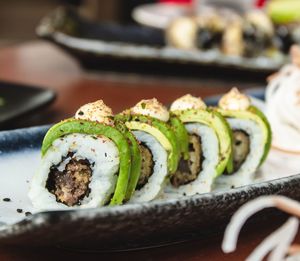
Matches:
[0,41,293,260]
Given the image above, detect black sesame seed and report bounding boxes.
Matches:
[78,111,84,116]
[3,198,11,202]
[17,209,23,213]
[25,212,32,217]
[235,140,242,146]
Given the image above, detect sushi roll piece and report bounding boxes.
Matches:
[222,10,275,57]
[194,9,228,51]
[166,16,198,50]
[166,8,236,52]
[216,88,272,188]
[167,94,232,196]
[29,100,133,210]
[115,98,180,203]
[242,10,275,57]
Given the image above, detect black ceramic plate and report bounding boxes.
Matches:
[0,88,300,251]
[0,81,55,128]
[36,7,286,78]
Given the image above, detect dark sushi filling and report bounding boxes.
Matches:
[136,143,154,190]
[46,152,93,207]
[232,130,250,172]
[242,23,272,57]
[171,134,203,187]
[196,27,223,50]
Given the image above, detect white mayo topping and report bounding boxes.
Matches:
[266,45,300,153]
[131,98,169,122]
[167,17,197,49]
[170,94,207,111]
[75,100,114,125]
[219,88,251,111]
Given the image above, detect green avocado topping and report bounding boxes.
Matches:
[115,114,180,174]
[41,118,132,206]
[172,109,233,177]
[169,114,189,160]
[114,121,142,201]
[218,105,272,169]
[249,106,272,166]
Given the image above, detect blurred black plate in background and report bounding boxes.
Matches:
[0,81,56,128]
[36,7,285,81]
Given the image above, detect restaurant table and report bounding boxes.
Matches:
[0,41,297,260]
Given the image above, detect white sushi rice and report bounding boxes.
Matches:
[29,133,119,210]
[166,123,219,196]
[215,118,265,189]
[129,130,168,203]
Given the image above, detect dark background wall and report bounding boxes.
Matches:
[0,0,153,45]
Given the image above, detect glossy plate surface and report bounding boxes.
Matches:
[0,81,55,128]
[0,88,299,251]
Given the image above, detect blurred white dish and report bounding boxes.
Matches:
[132,3,192,29]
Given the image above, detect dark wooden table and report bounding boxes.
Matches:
[0,41,294,260]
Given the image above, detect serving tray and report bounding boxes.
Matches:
[0,89,299,251]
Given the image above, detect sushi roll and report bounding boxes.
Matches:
[166,16,198,50]
[243,10,275,57]
[222,10,275,57]
[29,100,133,210]
[115,98,180,203]
[216,88,272,188]
[167,94,232,196]
[194,9,228,51]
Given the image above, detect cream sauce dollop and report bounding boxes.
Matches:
[75,100,114,125]
[131,98,170,122]
[219,88,251,111]
[170,94,207,111]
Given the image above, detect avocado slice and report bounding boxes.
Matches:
[41,118,132,206]
[114,121,142,202]
[218,105,272,167]
[172,109,233,177]
[169,114,189,160]
[115,114,180,174]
